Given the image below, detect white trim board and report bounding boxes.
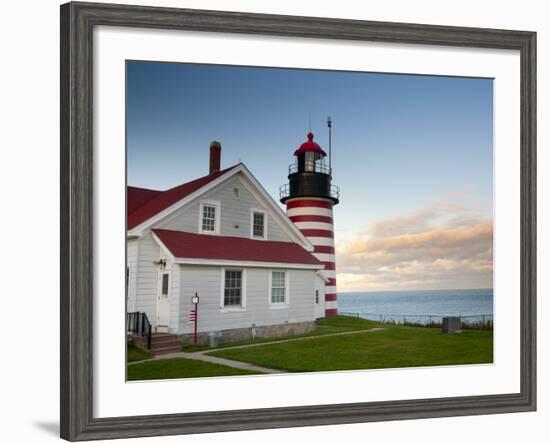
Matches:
[268,269,290,308]
[220,267,247,311]
[198,200,221,235]
[175,257,323,270]
[250,207,268,240]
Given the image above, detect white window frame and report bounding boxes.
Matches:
[198,200,221,235]
[250,208,268,240]
[268,270,289,308]
[220,268,247,312]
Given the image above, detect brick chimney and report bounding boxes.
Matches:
[209,141,221,174]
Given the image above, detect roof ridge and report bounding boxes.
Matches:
[162,164,239,193]
[128,185,161,192]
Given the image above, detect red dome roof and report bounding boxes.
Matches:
[293,132,327,156]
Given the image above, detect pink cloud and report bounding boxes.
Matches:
[336,196,493,291]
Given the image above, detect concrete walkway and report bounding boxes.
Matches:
[128,349,284,374]
[146,351,284,374]
[129,327,385,374]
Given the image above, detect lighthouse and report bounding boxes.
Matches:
[280,124,340,317]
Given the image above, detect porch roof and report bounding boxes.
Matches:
[152,229,322,267]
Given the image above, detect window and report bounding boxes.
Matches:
[201,204,216,231]
[161,273,169,297]
[200,201,220,234]
[224,270,243,307]
[315,289,319,304]
[233,187,240,199]
[271,271,286,304]
[252,211,265,238]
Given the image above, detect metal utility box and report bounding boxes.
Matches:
[208,331,223,348]
[442,316,461,333]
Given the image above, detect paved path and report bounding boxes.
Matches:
[150,351,284,374]
[128,350,284,374]
[129,327,385,374]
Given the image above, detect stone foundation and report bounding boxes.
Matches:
[177,321,316,347]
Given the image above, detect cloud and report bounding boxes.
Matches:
[336,194,493,292]
[367,190,483,238]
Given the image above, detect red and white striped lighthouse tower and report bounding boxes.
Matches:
[280,123,339,316]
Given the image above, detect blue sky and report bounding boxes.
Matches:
[127,61,493,291]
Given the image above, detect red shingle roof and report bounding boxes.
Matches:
[127,165,238,230]
[128,186,162,215]
[153,229,322,266]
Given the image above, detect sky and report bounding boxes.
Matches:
[127,61,493,293]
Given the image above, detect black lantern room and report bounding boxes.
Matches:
[280,132,339,205]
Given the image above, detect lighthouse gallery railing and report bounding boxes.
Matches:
[288,162,332,175]
[279,183,340,201]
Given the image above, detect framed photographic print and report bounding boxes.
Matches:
[60,1,536,441]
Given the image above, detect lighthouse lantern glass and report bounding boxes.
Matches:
[315,156,324,172]
[305,152,315,172]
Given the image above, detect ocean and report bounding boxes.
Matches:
[338,288,493,325]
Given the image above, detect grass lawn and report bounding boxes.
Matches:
[127,358,260,380]
[208,316,493,372]
[127,345,154,363]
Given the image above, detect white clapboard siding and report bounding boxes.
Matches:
[154,175,292,242]
[134,233,160,326]
[126,239,139,312]
[169,266,180,333]
[177,265,316,334]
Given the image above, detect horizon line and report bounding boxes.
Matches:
[338,287,493,295]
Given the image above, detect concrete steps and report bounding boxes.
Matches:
[131,332,181,355]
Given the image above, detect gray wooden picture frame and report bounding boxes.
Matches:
[60,1,537,441]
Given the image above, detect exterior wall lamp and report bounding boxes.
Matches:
[153,258,167,268]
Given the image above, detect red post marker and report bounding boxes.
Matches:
[191,293,200,345]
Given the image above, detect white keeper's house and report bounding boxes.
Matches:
[127,133,339,351]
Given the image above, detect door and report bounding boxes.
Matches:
[156,272,171,332]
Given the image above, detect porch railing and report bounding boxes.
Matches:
[127,311,152,350]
